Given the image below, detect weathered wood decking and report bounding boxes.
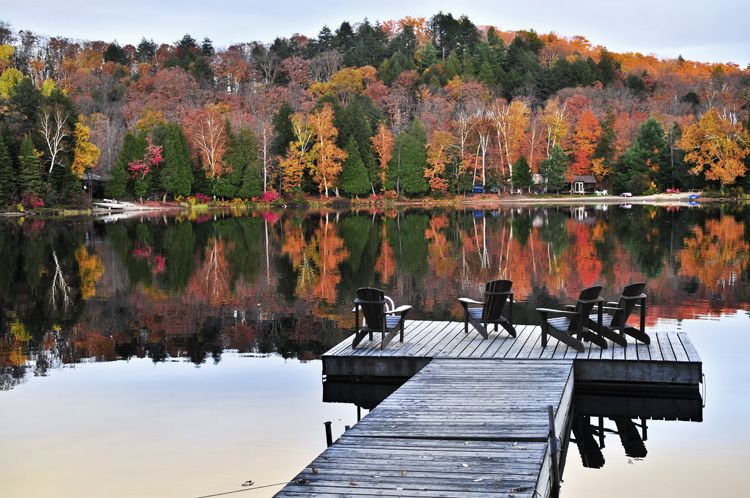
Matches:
[276,320,702,497]
[323,321,702,385]
[277,359,574,497]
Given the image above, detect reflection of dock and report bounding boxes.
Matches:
[277,321,702,497]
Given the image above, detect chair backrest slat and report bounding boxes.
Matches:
[569,286,603,331]
[482,279,513,321]
[612,282,646,327]
[356,287,386,330]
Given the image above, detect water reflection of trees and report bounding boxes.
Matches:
[1,205,749,390]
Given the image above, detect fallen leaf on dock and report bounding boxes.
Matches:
[311,467,319,475]
[240,480,254,487]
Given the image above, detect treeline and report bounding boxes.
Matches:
[0,13,749,207]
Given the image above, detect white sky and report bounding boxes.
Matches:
[2,0,749,65]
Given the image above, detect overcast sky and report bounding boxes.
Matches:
[2,0,748,65]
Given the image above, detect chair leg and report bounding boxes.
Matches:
[499,318,517,338]
[623,326,650,345]
[547,325,585,352]
[467,315,488,339]
[580,329,608,349]
[542,323,548,348]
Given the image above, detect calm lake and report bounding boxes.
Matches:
[1,204,749,497]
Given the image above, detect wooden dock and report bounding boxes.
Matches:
[323,321,702,385]
[276,320,702,497]
[277,359,573,497]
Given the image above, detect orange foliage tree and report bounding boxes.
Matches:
[680,108,749,186]
[569,108,601,178]
[371,122,394,188]
[309,103,347,197]
[424,130,454,192]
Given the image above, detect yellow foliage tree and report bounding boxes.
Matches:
[680,108,749,186]
[424,130,454,192]
[280,112,316,192]
[0,67,23,99]
[72,121,101,178]
[309,103,347,197]
[41,78,57,97]
[0,44,14,71]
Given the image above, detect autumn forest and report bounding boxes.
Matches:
[0,13,749,209]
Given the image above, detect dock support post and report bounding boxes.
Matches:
[324,421,333,447]
[548,405,561,498]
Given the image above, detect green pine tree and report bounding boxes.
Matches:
[636,117,670,189]
[159,123,193,199]
[539,145,568,193]
[341,137,370,197]
[106,132,146,199]
[389,120,429,196]
[0,136,15,205]
[225,126,262,199]
[511,155,533,191]
[613,145,650,195]
[17,135,44,197]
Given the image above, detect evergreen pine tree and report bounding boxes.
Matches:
[17,135,43,197]
[341,137,370,197]
[0,135,15,205]
[613,145,650,194]
[106,132,146,199]
[225,127,262,199]
[271,102,294,156]
[511,155,533,191]
[159,123,193,199]
[636,117,670,189]
[389,120,429,196]
[539,145,568,193]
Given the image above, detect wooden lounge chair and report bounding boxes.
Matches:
[458,279,517,339]
[537,286,608,353]
[351,287,412,350]
[587,282,650,345]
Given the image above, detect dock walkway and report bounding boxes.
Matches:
[277,359,573,497]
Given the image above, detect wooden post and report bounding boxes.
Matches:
[324,421,333,447]
[548,405,561,498]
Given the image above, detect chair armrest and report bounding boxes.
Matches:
[564,304,576,310]
[458,297,484,305]
[385,305,412,315]
[620,293,647,301]
[601,306,623,312]
[606,301,619,306]
[536,308,580,316]
[577,297,604,305]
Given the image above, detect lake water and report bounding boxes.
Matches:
[1,204,748,497]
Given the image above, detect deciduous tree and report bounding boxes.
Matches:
[309,103,347,196]
[680,108,749,186]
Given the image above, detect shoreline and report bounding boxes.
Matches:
[1,193,746,218]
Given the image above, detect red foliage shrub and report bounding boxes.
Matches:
[261,190,281,202]
[21,192,45,209]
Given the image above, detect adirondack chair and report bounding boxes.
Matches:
[351,287,412,350]
[458,280,516,339]
[587,282,650,345]
[537,286,608,353]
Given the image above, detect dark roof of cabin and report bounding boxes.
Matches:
[572,175,597,183]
